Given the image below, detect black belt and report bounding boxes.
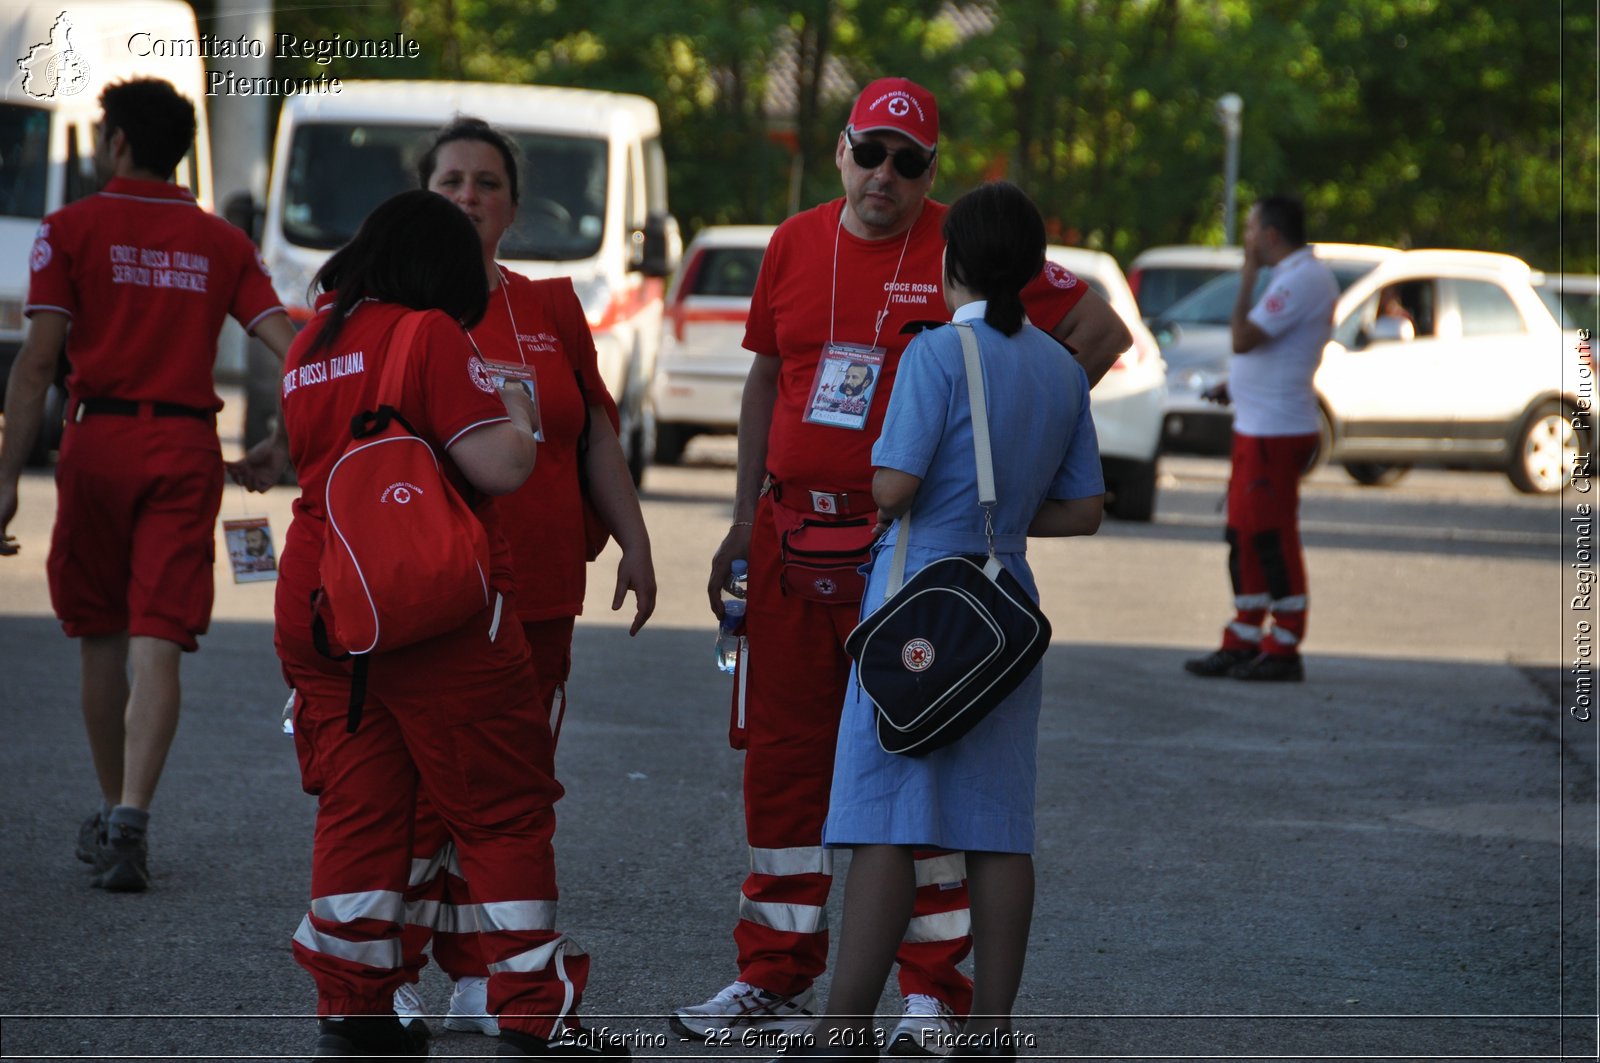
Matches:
[74,397,211,422]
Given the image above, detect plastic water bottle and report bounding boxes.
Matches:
[716,560,748,674]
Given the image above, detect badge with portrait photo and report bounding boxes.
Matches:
[486,361,544,442]
[803,342,885,431]
[223,517,278,584]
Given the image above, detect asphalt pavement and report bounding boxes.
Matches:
[0,422,1595,1062]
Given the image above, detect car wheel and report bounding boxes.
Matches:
[1509,400,1582,494]
[617,393,647,488]
[1303,406,1334,477]
[654,422,692,466]
[1342,462,1411,487]
[24,383,67,467]
[1103,457,1158,522]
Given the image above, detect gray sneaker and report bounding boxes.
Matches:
[91,822,149,893]
[76,808,105,865]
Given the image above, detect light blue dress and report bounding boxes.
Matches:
[822,303,1103,854]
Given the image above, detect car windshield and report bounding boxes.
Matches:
[1537,282,1599,333]
[1157,258,1384,327]
[280,122,608,260]
[1135,266,1231,320]
[691,246,766,297]
[0,103,51,219]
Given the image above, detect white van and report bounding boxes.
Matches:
[0,0,212,462]
[246,80,680,482]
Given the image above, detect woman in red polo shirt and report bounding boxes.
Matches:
[275,190,601,1059]
[386,118,656,1036]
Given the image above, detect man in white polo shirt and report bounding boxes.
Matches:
[1185,195,1336,682]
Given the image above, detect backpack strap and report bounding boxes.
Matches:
[375,310,432,409]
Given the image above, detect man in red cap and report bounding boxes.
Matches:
[678,77,1131,1052]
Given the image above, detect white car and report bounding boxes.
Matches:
[1316,249,1588,493]
[650,225,774,464]
[1045,245,1167,521]
[1155,243,1398,453]
[650,231,1167,520]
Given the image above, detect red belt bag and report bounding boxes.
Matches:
[770,500,876,604]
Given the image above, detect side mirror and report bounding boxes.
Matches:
[1369,316,1414,344]
[222,191,262,243]
[635,212,681,278]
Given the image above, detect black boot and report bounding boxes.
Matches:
[497,1025,632,1060]
[313,1015,430,1058]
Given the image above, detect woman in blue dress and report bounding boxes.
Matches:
[817,181,1104,1056]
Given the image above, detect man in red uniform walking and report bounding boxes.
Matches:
[680,77,1131,1053]
[0,78,294,892]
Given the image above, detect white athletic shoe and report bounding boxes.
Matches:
[670,980,816,1039]
[887,994,960,1057]
[393,982,430,1032]
[442,975,500,1036]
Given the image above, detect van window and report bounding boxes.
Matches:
[0,104,50,218]
[64,122,97,205]
[281,122,608,261]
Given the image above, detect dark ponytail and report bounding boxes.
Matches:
[984,289,1026,336]
[941,181,1045,337]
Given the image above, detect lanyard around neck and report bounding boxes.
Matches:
[468,265,526,366]
[829,205,914,351]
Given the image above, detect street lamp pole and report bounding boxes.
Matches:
[1217,93,1243,245]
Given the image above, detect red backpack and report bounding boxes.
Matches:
[313,311,493,729]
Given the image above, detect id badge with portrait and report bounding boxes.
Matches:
[802,342,885,431]
[486,361,544,442]
[223,516,278,584]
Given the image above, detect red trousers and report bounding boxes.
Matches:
[1220,432,1317,657]
[49,415,223,649]
[400,617,576,985]
[279,600,584,1039]
[731,493,973,1012]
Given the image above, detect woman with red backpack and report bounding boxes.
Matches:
[385,118,655,1047]
[274,190,611,1059]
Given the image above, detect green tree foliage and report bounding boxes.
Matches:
[266,0,1590,271]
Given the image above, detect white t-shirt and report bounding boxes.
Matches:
[1229,246,1338,436]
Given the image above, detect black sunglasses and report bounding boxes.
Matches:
[846,130,936,179]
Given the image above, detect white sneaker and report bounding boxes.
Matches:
[670,980,816,1038]
[887,994,960,1057]
[393,982,430,1032]
[442,975,500,1035]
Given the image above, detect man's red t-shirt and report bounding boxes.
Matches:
[275,298,515,639]
[743,197,1085,496]
[472,270,613,621]
[26,176,283,413]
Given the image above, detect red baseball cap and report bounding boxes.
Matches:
[847,77,939,152]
